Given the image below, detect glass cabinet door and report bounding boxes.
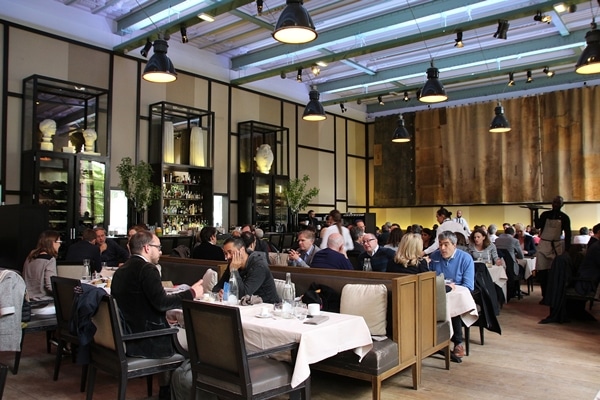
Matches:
[78,159,106,231]
[38,154,71,235]
[273,177,288,232]
[255,175,271,231]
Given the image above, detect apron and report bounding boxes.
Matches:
[536,218,564,271]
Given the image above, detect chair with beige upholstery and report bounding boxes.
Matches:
[181,300,310,400]
[85,295,185,400]
[56,264,87,280]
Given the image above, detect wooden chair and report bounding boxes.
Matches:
[181,300,310,400]
[85,295,185,400]
[56,264,87,280]
[50,276,88,392]
[0,362,7,399]
[268,233,282,251]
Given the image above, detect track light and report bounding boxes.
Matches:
[340,103,347,113]
[142,35,177,83]
[356,99,362,105]
[311,65,320,76]
[526,70,533,83]
[543,67,555,77]
[256,0,263,15]
[378,95,384,105]
[140,38,152,58]
[454,31,464,48]
[493,19,509,40]
[392,114,410,143]
[180,26,188,44]
[273,0,318,44]
[403,91,409,102]
[575,19,600,74]
[534,11,552,24]
[302,86,326,121]
[489,102,511,133]
[419,61,447,103]
[508,72,515,86]
[296,68,303,82]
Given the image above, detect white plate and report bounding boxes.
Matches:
[255,313,273,318]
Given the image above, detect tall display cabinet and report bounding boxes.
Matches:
[237,121,289,232]
[20,75,110,243]
[147,102,214,234]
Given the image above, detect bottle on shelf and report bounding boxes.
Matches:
[282,272,295,317]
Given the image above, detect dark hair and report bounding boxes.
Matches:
[593,223,600,235]
[329,209,343,234]
[386,228,403,247]
[129,231,154,254]
[297,229,315,241]
[470,227,491,248]
[27,230,60,261]
[504,226,515,235]
[410,224,422,234]
[199,226,217,243]
[350,226,363,241]
[224,237,245,249]
[579,226,589,235]
[436,207,452,219]
[240,231,256,248]
[82,228,96,242]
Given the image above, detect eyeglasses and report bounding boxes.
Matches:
[362,238,376,244]
[148,244,162,250]
[55,240,62,244]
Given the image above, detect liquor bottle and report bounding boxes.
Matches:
[282,272,295,317]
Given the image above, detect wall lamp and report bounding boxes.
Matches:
[273,0,317,44]
[493,20,510,39]
[543,67,555,77]
[526,70,533,83]
[454,31,464,48]
[378,95,384,105]
[508,72,515,86]
[180,26,188,44]
[534,11,552,24]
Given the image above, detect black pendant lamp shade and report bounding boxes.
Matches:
[419,62,447,103]
[575,22,600,74]
[302,88,327,121]
[392,114,410,142]
[273,0,317,44]
[143,39,177,83]
[489,103,511,132]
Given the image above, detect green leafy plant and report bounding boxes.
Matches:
[116,157,161,212]
[283,174,319,213]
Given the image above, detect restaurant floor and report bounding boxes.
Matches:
[2,283,600,400]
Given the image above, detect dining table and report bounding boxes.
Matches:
[445,285,478,336]
[486,263,508,300]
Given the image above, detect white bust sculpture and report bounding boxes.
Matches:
[39,119,56,151]
[254,144,274,174]
[82,128,99,154]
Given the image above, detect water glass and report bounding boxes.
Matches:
[294,302,308,321]
[273,302,283,316]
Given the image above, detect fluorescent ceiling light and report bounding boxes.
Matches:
[198,13,215,22]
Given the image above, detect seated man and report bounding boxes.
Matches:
[191,226,225,261]
[287,229,320,268]
[212,237,280,304]
[494,226,524,277]
[310,233,353,270]
[95,227,130,267]
[429,231,475,362]
[357,233,395,272]
[111,231,204,399]
[65,228,102,273]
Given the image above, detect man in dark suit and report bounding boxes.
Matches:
[288,229,319,267]
[191,226,225,261]
[310,233,353,270]
[65,228,102,273]
[357,233,395,272]
[111,230,204,399]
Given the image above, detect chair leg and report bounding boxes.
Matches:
[463,325,470,356]
[80,364,88,392]
[46,331,53,353]
[0,362,8,399]
[371,376,382,400]
[117,373,128,400]
[444,345,451,370]
[479,325,485,346]
[86,367,96,400]
[13,330,26,374]
[146,375,153,397]
[53,338,64,380]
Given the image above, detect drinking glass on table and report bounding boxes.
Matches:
[82,259,91,281]
[294,302,308,321]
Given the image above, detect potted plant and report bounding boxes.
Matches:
[283,174,319,232]
[116,157,161,226]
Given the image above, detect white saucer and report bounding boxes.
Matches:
[255,313,273,318]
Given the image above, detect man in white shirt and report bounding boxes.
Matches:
[453,210,471,235]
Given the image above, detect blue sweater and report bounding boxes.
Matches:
[429,248,475,291]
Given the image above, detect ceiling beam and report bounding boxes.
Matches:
[116,0,189,33]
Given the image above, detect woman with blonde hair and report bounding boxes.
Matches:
[388,233,429,274]
[22,230,61,300]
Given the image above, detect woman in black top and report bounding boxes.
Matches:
[388,233,429,274]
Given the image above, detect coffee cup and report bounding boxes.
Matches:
[308,303,320,316]
[261,306,270,316]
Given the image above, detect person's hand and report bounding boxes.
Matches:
[191,279,204,299]
[446,282,456,291]
[217,289,224,301]
[288,249,300,261]
[166,309,183,325]
[495,258,503,266]
[230,249,244,271]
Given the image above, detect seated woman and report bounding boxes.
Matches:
[383,227,403,252]
[467,227,503,266]
[421,228,434,250]
[514,222,536,256]
[191,226,225,261]
[388,233,429,274]
[22,230,61,301]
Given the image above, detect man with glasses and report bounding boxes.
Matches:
[111,230,204,399]
[357,233,395,272]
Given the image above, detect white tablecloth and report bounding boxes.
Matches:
[487,264,508,300]
[238,304,373,388]
[518,257,536,280]
[446,285,478,336]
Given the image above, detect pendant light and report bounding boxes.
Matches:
[302,87,326,121]
[392,114,410,142]
[142,36,177,83]
[419,61,447,103]
[273,0,317,44]
[575,19,600,74]
[489,102,511,132]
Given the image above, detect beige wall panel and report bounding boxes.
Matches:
[298,148,334,205]
[212,82,229,195]
[347,120,366,157]
[298,116,333,150]
[193,79,210,110]
[566,203,600,231]
[164,73,195,106]
[335,117,347,201]
[67,43,109,88]
[348,157,366,206]
[258,96,281,126]
[5,98,21,195]
[231,88,260,125]
[283,103,297,178]
[139,65,168,116]
[8,28,69,92]
[137,119,150,162]
[110,56,140,187]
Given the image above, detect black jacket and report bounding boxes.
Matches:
[473,263,502,334]
[191,242,225,261]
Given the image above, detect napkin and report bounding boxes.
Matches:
[240,295,263,306]
[303,315,329,325]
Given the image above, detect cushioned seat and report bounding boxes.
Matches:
[315,339,398,375]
